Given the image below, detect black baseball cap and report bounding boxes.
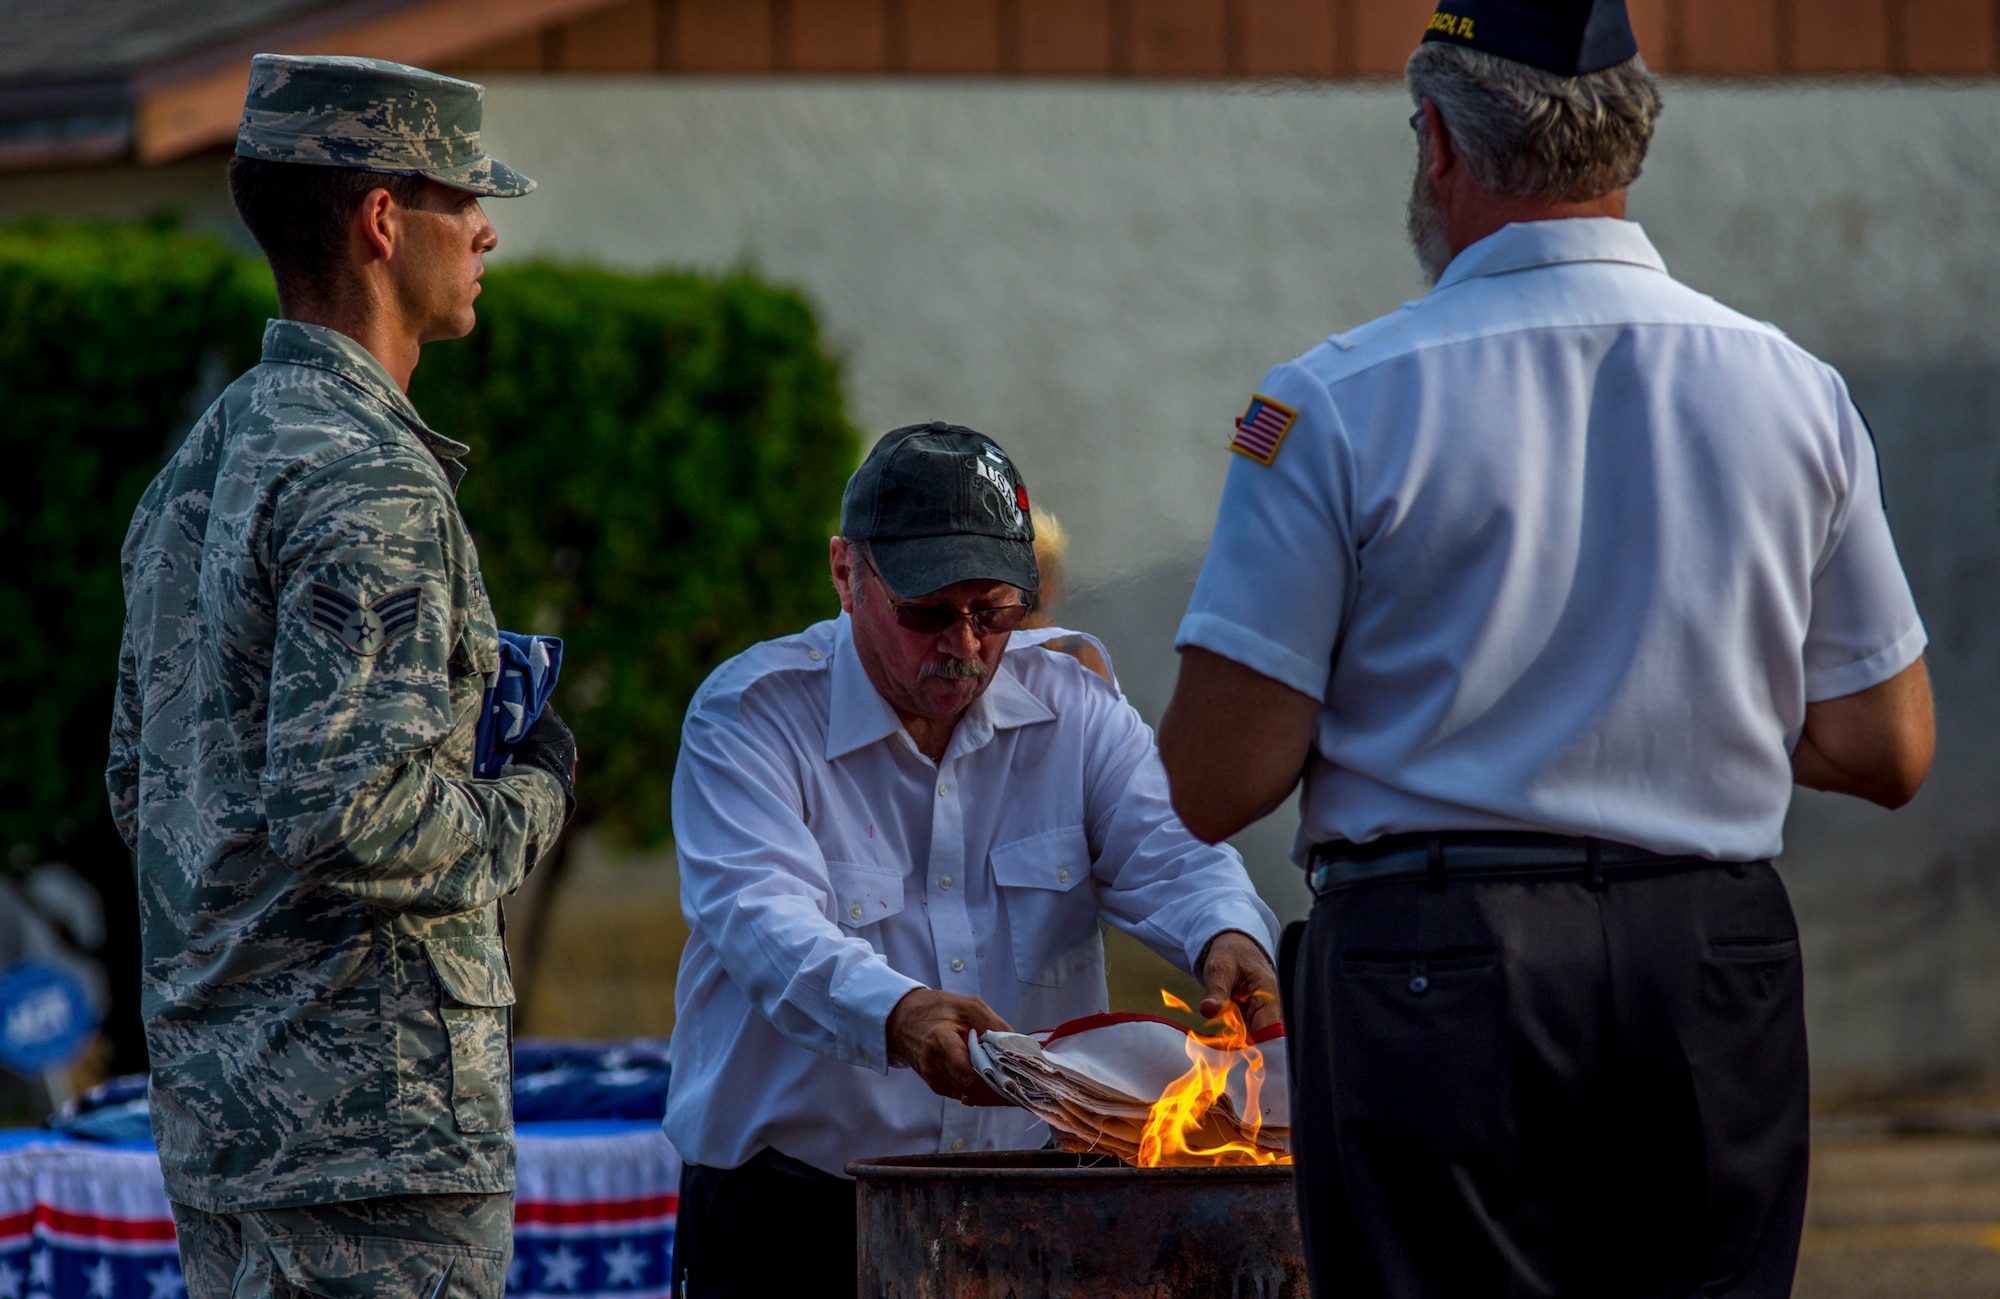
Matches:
[1421,0,1638,76]
[841,421,1040,598]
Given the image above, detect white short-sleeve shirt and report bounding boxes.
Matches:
[1177,218,1925,863]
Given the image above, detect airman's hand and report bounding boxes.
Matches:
[513,704,578,824]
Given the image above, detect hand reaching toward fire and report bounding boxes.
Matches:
[1198,930,1283,1033]
[886,989,1015,1106]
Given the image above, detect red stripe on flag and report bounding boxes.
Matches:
[0,1198,683,1243]
[514,1194,679,1226]
[1041,1010,1287,1046]
[0,1205,179,1242]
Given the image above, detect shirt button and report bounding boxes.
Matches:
[939,876,953,890]
[951,958,965,973]
[849,904,864,920]
[952,1138,966,1150]
[807,649,822,661]
[1056,868,1070,884]
[938,782,949,797]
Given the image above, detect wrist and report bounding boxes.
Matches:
[884,986,928,1068]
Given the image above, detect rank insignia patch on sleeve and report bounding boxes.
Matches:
[1230,394,1298,465]
[310,584,422,656]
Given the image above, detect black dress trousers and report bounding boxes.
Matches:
[1289,860,1810,1299]
[672,1148,858,1298]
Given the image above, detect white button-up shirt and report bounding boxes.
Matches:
[664,616,1277,1176]
[1179,218,1925,864]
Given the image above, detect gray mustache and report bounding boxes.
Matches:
[919,656,988,682]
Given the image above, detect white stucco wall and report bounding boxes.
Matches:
[480,78,2000,1095]
[7,78,1997,1091]
[479,80,1430,583]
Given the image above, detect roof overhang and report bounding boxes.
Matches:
[0,0,617,172]
[0,77,129,169]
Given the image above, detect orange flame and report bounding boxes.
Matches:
[1134,990,1290,1167]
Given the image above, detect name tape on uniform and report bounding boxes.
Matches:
[1231,394,1298,466]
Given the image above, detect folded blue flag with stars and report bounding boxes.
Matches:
[475,632,564,779]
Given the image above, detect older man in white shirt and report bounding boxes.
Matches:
[665,420,1280,1298]
[1159,3,1932,1296]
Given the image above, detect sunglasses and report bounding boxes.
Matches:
[887,597,1035,637]
[854,550,1035,636]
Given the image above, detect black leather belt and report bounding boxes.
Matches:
[1307,830,1752,897]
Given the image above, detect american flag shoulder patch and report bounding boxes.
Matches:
[1230,394,1298,465]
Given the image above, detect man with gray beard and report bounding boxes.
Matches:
[663,422,1280,1296]
[1159,0,1932,1295]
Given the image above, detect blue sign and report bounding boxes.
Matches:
[0,960,96,1073]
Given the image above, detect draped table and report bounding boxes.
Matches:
[0,1121,680,1299]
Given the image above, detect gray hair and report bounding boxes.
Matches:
[1405,42,1662,202]
[841,539,879,602]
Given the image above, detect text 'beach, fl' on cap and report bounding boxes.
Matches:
[841,421,1040,598]
[236,54,535,198]
[1421,0,1638,76]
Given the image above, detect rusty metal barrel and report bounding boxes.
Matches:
[848,1150,1306,1298]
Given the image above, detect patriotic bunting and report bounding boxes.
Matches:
[0,1124,679,1299]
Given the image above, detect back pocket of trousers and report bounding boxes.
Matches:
[1702,934,1802,1014]
[1329,950,1503,1129]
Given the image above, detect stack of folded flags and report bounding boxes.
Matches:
[968,1011,1289,1166]
[511,1038,673,1122]
[46,1039,678,1142]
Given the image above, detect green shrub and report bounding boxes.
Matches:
[0,216,273,1071]
[6,218,854,1063]
[0,216,274,860]
[5,221,856,860]
[414,263,857,846]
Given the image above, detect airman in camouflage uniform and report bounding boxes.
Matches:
[107,55,567,1298]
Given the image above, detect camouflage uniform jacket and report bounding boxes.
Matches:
[108,320,567,1213]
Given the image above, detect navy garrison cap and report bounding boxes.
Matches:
[1420,0,1639,75]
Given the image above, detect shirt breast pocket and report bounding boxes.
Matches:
[989,825,1098,987]
[827,860,907,933]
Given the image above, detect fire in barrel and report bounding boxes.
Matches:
[1137,993,1287,1168]
[971,992,1290,1168]
[852,997,1304,1297]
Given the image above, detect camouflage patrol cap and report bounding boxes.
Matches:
[236,54,534,198]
